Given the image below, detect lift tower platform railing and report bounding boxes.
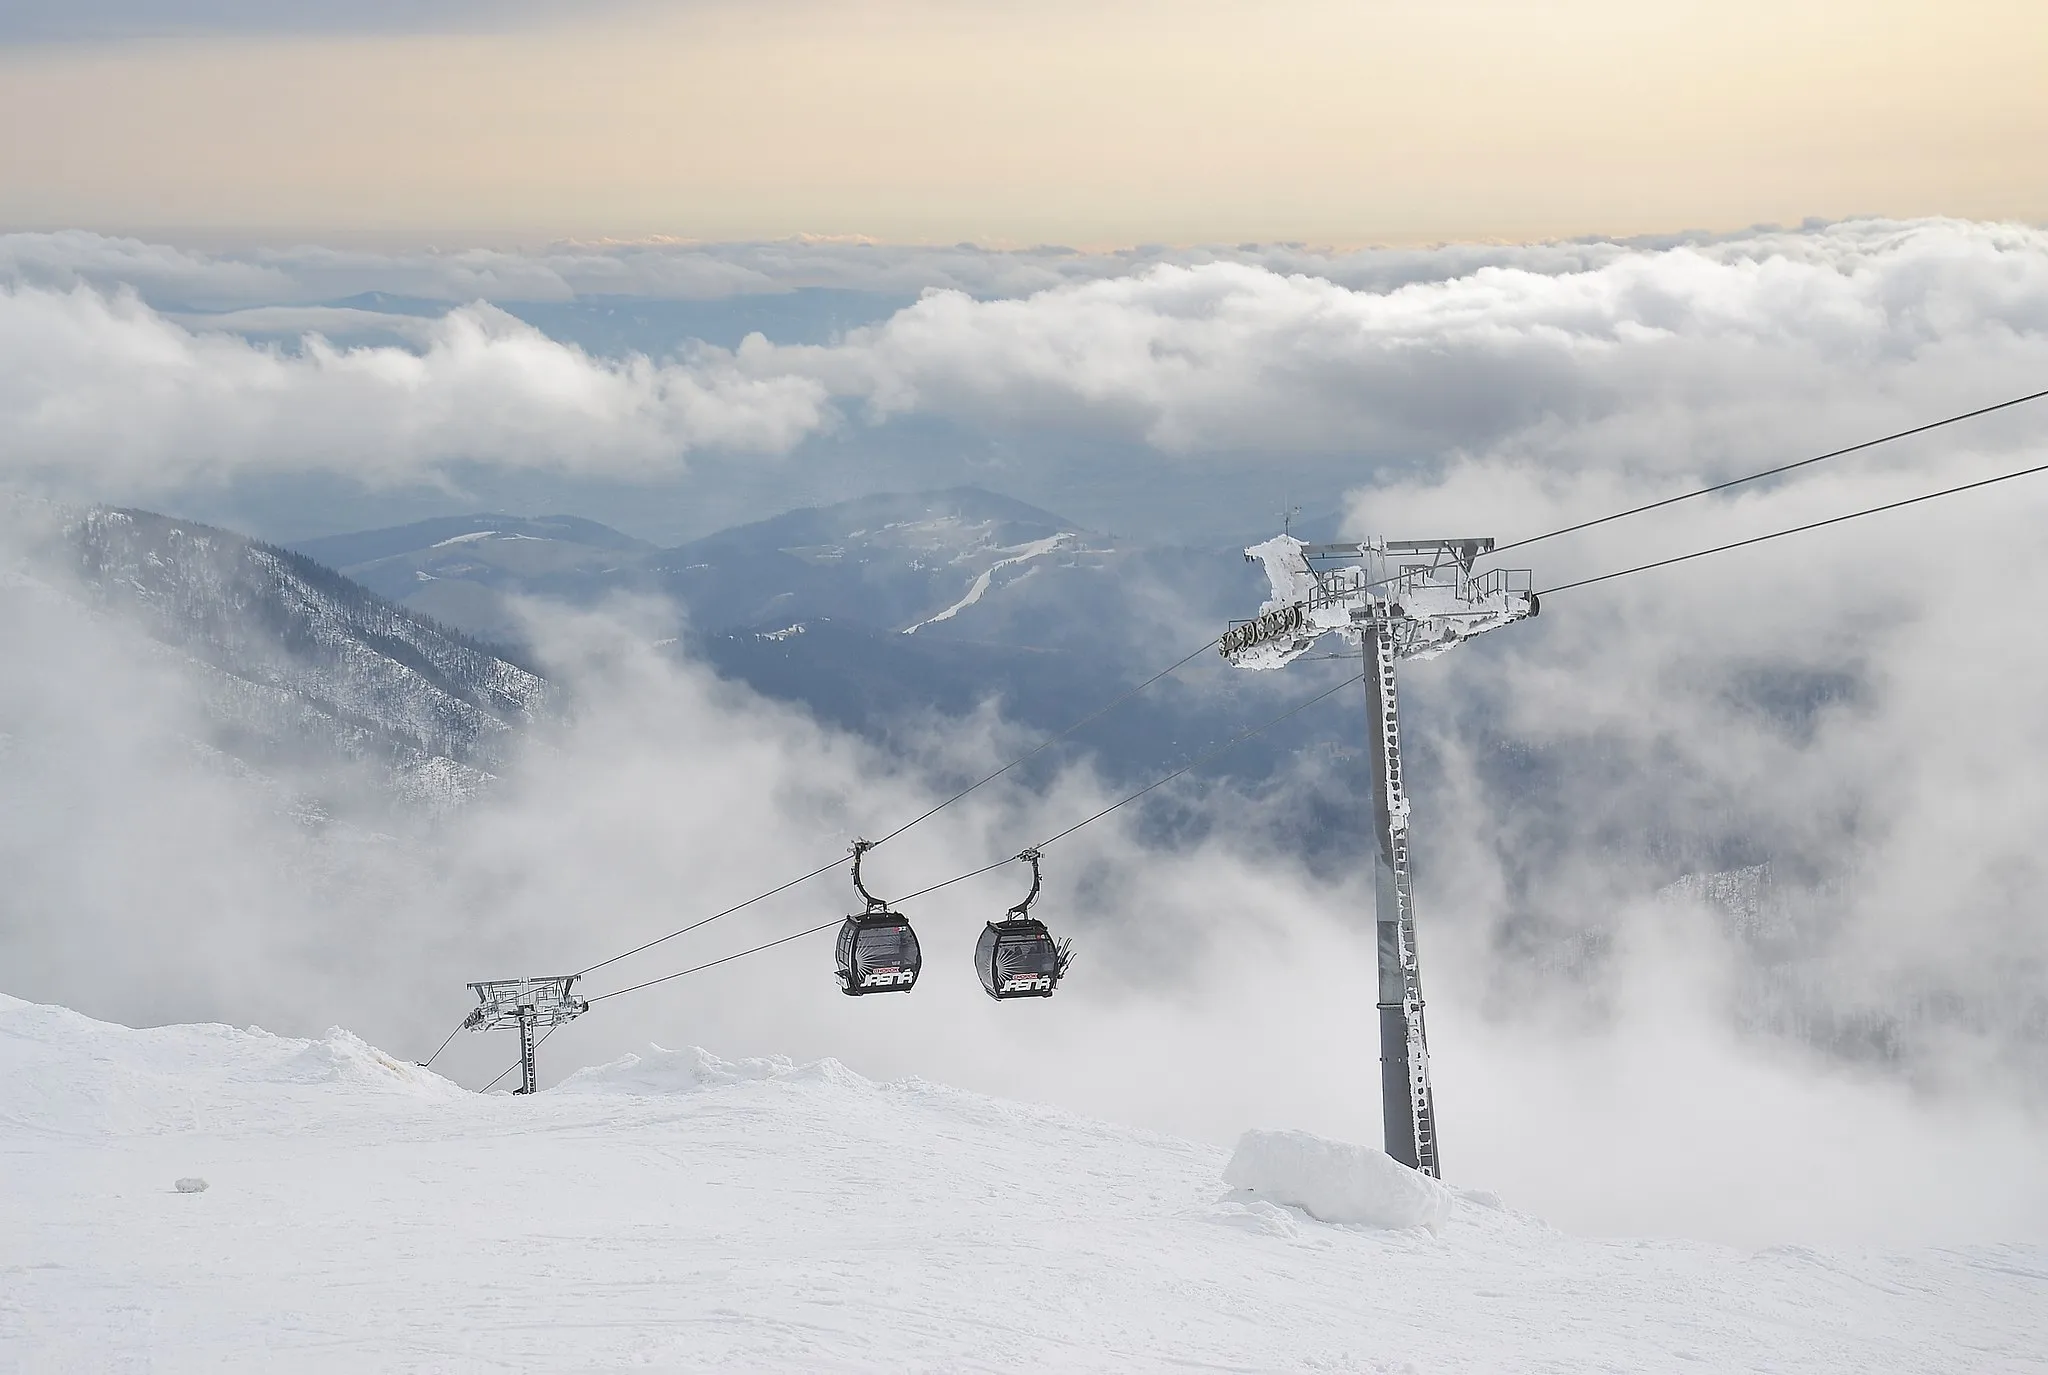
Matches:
[1223,534,1536,1178]
[463,976,589,1095]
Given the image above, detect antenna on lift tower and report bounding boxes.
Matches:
[463,977,589,1095]
[1221,532,1537,1178]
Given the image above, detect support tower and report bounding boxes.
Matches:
[463,976,589,1094]
[1222,534,1536,1177]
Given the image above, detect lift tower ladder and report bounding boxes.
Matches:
[1222,534,1536,1178]
[1366,615,1437,1175]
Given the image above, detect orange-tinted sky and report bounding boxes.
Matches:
[2,0,2043,246]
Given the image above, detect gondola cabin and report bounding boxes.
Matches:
[835,911,922,996]
[974,917,1064,999]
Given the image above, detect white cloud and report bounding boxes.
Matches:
[10,219,2044,501]
[753,218,2048,473]
[0,221,1945,309]
[0,286,833,490]
[162,304,452,343]
[0,230,300,306]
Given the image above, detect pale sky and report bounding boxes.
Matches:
[1,0,2044,246]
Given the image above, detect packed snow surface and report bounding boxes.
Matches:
[1223,1128,1454,1231]
[3,994,2044,1372]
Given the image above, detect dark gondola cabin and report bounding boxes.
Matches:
[837,839,922,996]
[974,918,1063,999]
[835,912,922,996]
[974,848,1071,1000]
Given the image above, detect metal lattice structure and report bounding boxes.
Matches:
[464,976,589,1095]
[1224,534,1536,1178]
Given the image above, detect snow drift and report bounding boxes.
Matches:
[1223,1127,1454,1231]
[0,994,462,1140]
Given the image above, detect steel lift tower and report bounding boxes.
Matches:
[463,976,588,1095]
[1223,534,1536,1177]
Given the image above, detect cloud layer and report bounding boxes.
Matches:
[0,228,1642,308]
[0,288,830,489]
[2,219,2045,502]
[775,217,2048,466]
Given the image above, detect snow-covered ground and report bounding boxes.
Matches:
[3,993,2042,1373]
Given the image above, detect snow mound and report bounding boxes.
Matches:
[1223,1128,1454,1232]
[553,1044,871,1096]
[279,1027,460,1096]
[0,994,461,1136]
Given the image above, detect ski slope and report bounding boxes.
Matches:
[2,993,2042,1373]
[900,532,1071,634]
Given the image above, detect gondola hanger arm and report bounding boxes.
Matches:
[849,839,892,912]
[1007,848,1043,920]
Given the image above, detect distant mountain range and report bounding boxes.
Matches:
[26,490,1321,828]
[69,507,548,816]
[294,511,659,646]
[293,486,1100,644]
[290,487,1294,776]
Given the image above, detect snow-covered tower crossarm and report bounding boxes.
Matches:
[1225,534,1536,671]
[1222,532,1536,1179]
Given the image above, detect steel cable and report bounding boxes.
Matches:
[571,633,1223,978]
[576,854,852,979]
[582,667,1365,1005]
[1030,670,1363,850]
[585,920,846,1005]
[867,634,1222,847]
[1488,386,2048,559]
[416,1017,467,1070]
[1537,456,2048,595]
